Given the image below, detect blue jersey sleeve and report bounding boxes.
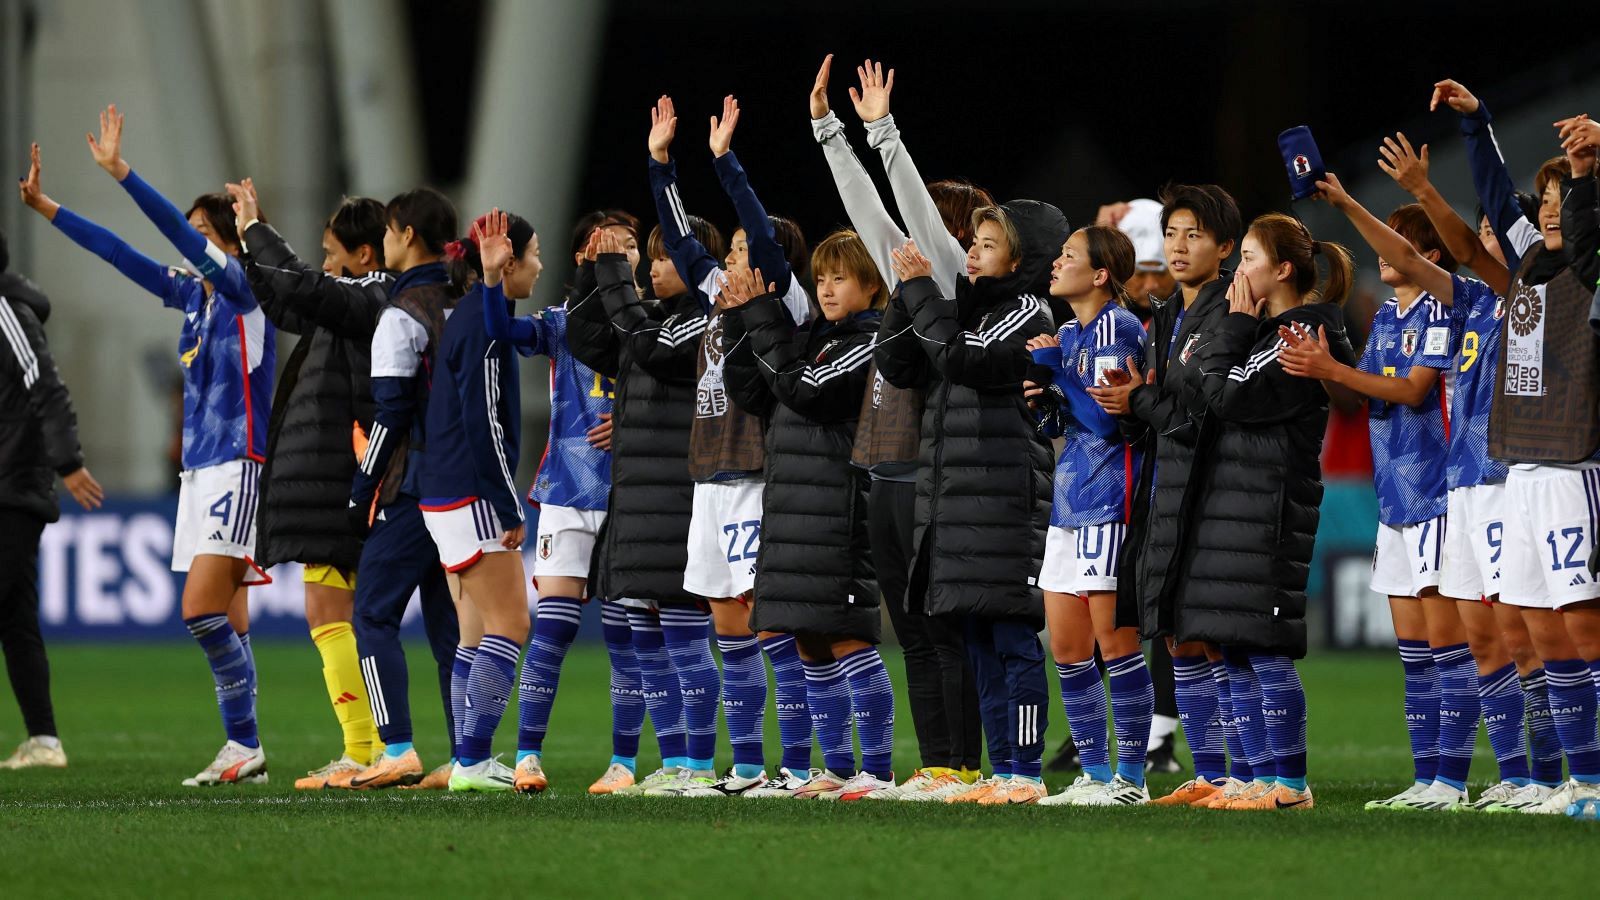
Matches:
[353,375,413,506]
[1460,103,1528,271]
[481,281,548,355]
[649,157,719,314]
[118,169,254,314]
[1417,283,1467,371]
[51,205,185,305]
[458,283,524,525]
[1070,317,1145,440]
[713,150,792,296]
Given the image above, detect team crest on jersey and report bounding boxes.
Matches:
[1077,348,1090,376]
[1292,154,1312,177]
[538,534,553,560]
[1400,328,1419,357]
[1492,296,1506,320]
[1180,333,1202,365]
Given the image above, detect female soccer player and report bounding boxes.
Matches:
[1025,226,1154,807]
[20,110,275,786]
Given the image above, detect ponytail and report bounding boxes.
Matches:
[446,211,535,294]
[1246,213,1352,305]
[1078,225,1137,308]
[1312,239,1353,306]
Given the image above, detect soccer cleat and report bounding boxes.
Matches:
[449,756,516,793]
[588,762,636,795]
[294,756,364,790]
[1151,777,1221,807]
[865,767,946,800]
[836,771,897,801]
[1039,773,1109,806]
[1364,781,1429,811]
[611,766,681,797]
[744,767,818,798]
[1045,739,1082,772]
[1201,778,1269,809]
[643,769,717,797]
[1145,741,1182,775]
[1221,783,1314,811]
[682,768,767,797]
[901,772,973,802]
[946,776,1010,804]
[792,769,849,800]
[1525,780,1600,815]
[1075,774,1151,807]
[399,763,453,791]
[182,740,267,787]
[1461,780,1521,811]
[0,737,67,770]
[1481,782,1556,813]
[1393,781,1469,812]
[514,755,549,794]
[979,778,1048,805]
[347,749,424,790]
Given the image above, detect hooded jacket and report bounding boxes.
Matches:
[880,200,1069,624]
[0,274,83,522]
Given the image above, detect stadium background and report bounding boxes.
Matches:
[0,0,1595,646]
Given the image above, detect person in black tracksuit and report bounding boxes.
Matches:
[0,241,103,769]
[881,199,1070,803]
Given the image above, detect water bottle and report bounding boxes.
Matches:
[1569,796,1600,820]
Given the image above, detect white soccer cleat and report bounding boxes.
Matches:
[643,768,717,797]
[0,737,67,770]
[835,771,897,801]
[448,756,516,793]
[865,768,942,800]
[1526,779,1600,815]
[182,740,267,787]
[1363,781,1428,811]
[743,767,817,798]
[1481,781,1555,813]
[682,768,767,797]
[1394,781,1469,812]
[792,769,849,800]
[905,773,983,803]
[1460,780,1518,811]
[1038,772,1108,806]
[1074,774,1151,807]
[610,766,681,797]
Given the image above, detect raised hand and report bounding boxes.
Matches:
[1225,270,1266,317]
[580,227,604,263]
[475,209,513,288]
[1095,202,1132,227]
[810,54,834,119]
[709,95,740,158]
[648,95,678,164]
[86,104,130,180]
[1313,171,1354,211]
[1557,114,1599,178]
[17,143,58,219]
[889,239,931,282]
[225,177,261,228]
[596,227,627,257]
[849,58,894,123]
[1377,133,1431,196]
[1429,79,1479,115]
[1278,324,1338,379]
[718,265,769,309]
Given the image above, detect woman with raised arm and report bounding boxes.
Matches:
[19,110,275,788]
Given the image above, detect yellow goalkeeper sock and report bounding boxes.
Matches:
[311,622,376,766]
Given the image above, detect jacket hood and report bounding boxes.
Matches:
[959,199,1071,319]
[0,272,49,324]
[1278,301,1357,366]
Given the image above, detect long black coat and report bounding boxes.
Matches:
[566,254,699,605]
[0,277,82,522]
[1171,303,1354,657]
[725,298,880,641]
[878,200,1068,625]
[243,223,387,571]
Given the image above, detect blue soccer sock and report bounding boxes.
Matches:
[1172,655,1225,782]
[717,634,766,770]
[1224,657,1273,783]
[184,614,259,748]
[1056,659,1110,783]
[1522,669,1565,785]
[1432,643,1479,791]
[627,610,687,766]
[803,659,855,777]
[459,635,521,766]
[659,606,718,769]
[1107,652,1154,785]
[238,631,257,699]
[1397,639,1440,784]
[450,644,477,760]
[601,603,644,767]
[516,597,582,758]
[1544,659,1600,782]
[841,647,895,778]
[1251,654,1308,790]
[1212,660,1252,782]
[1591,659,1600,707]
[384,741,414,758]
[761,635,812,773]
[1478,663,1530,785]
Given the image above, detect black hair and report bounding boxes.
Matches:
[1475,191,1540,228]
[186,193,243,250]
[446,211,536,293]
[570,209,641,259]
[0,228,8,274]
[326,197,388,266]
[768,215,811,293]
[1158,183,1243,246]
[385,187,458,256]
[648,216,726,265]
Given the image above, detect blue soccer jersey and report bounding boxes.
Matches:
[1417,275,1507,491]
[1360,294,1451,525]
[515,305,614,511]
[1032,303,1145,528]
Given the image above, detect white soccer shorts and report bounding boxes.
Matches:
[1499,465,1600,609]
[172,459,270,584]
[1039,522,1125,594]
[1370,514,1445,598]
[1438,482,1506,602]
[421,498,514,572]
[531,504,605,581]
[683,478,763,599]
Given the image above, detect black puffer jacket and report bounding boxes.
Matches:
[567,254,699,605]
[725,297,880,641]
[1171,304,1354,657]
[0,276,83,522]
[879,200,1069,625]
[1118,276,1230,637]
[242,223,388,571]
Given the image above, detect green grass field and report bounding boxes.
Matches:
[0,642,1592,898]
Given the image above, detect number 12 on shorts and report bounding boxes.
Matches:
[1546,527,1586,572]
[724,520,760,562]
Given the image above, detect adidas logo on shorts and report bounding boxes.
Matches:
[1570,574,1587,587]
